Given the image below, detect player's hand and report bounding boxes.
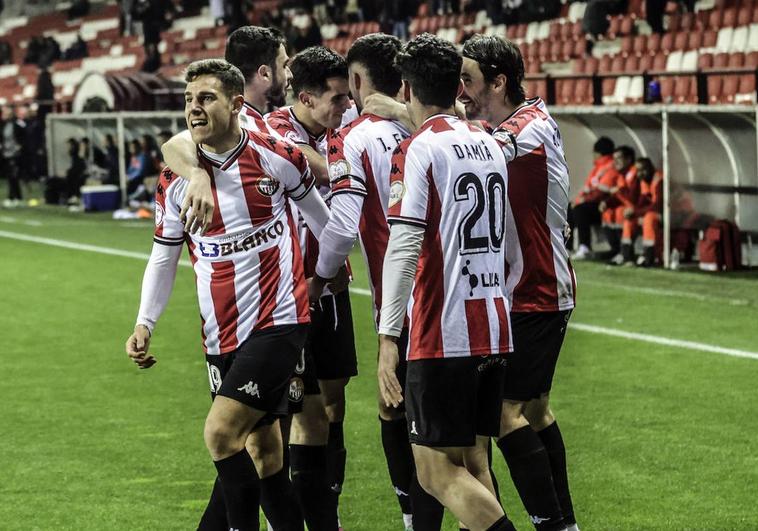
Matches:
[377,335,403,408]
[327,265,350,294]
[180,168,214,235]
[308,275,328,309]
[125,325,156,369]
[362,93,404,119]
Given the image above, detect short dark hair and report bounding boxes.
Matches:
[593,136,615,156]
[462,34,525,105]
[395,33,462,108]
[185,59,245,99]
[225,26,285,80]
[615,145,636,161]
[636,157,655,172]
[346,33,402,96]
[289,46,348,96]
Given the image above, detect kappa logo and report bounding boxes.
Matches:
[237,381,260,398]
[530,516,551,524]
[257,176,280,196]
[394,486,409,497]
[410,421,418,436]
[388,180,405,208]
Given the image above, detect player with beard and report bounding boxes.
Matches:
[308,33,446,531]
[264,46,355,531]
[460,34,578,531]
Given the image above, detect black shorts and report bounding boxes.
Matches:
[205,324,308,417]
[307,290,358,380]
[405,354,506,447]
[286,347,320,415]
[503,310,572,401]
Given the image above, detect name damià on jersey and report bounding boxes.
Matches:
[197,221,285,258]
[452,141,494,162]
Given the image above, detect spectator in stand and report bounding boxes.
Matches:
[571,136,618,259]
[104,134,120,185]
[624,157,664,267]
[37,36,62,68]
[602,145,638,265]
[126,138,150,199]
[135,0,174,49]
[382,0,417,41]
[68,0,90,19]
[291,13,323,53]
[65,138,86,204]
[360,0,381,22]
[24,104,46,182]
[36,67,54,119]
[120,0,135,36]
[63,34,89,61]
[142,43,161,72]
[24,37,43,66]
[1,106,25,207]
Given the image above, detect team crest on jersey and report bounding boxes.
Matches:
[155,203,165,226]
[257,176,280,196]
[329,159,351,181]
[388,180,405,208]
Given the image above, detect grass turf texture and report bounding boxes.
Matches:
[1,206,757,530]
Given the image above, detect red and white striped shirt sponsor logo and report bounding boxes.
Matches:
[493,98,576,312]
[328,113,410,328]
[388,115,512,360]
[154,130,313,354]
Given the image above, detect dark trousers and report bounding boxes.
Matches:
[5,157,22,200]
[571,202,601,249]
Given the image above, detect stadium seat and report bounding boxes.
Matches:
[661,32,674,52]
[708,9,724,29]
[648,33,662,54]
[716,27,734,52]
[570,20,584,39]
[653,52,668,71]
[560,40,575,60]
[747,50,758,66]
[707,75,723,103]
[627,75,645,103]
[681,50,699,70]
[638,53,654,71]
[659,76,675,102]
[723,7,738,27]
[673,76,696,103]
[680,12,696,31]
[688,31,703,50]
[611,54,626,72]
[525,21,540,43]
[620,36,634,56]
[575,77,593,104]
[738,6,753,26]
[753,5,758,23]
[735,74,757,103]
[714,52,730,67]
[549,21,562,40]
[703,29,719,48]
[633,34,647,56]
[583,56,599,73]
[537,39,551,60]
[556,78,574,105]
[620,16,635,36]
[730,26,749,52]
[666,50,684,71]
[721,75,740,102]
[560,21,573,41]
[599,54,613,72]
[572,38,586,58]
[699,52,715,68]
[625,55,641,71]
[568,1,587,22]
[729,52,746,67]
[747,23,758,50]
[607,16,622,38]
[674,31,688,51]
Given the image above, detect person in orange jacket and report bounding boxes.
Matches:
[627,157,663,266]
[571,136,619,259]
[601,146,639,264]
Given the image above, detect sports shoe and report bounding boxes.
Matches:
[608,253,624,266]
[571,244,590,260]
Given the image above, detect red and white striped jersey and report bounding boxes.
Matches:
[327,113,410,327]
[388,114,512,360]
[154,130,313,355]
[239,101,275,134]
[264,104,358,284]
[493,98,576,313]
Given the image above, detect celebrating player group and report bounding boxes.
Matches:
[124,24,578,531]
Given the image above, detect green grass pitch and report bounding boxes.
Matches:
[1,206,757,530]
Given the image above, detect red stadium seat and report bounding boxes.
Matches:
[728,52,746,67]
[526,60,541,74]
[660,76,675,102]
[633,35,647,56]
[680,12,696,31]
[638,54,653,71]
[599,55,613,72]
[628,0,644,17]
[673,76,695,103]
[648,33,661,55]
[698,53,714,69]
[573,58,586,73]
[723,7,738,27]
[560,22,572,40]
[526,78,548,99]
[653,52,668,70]
[570,20,584,39]
[714,52,729,67]
[620,16,635,36]
[707,75,723,103]
[708,9,724,29]
[537,39,551,60]
[737,74,756,103]
[673,31,688,51]
[602,77,616,100]
[753,5,758,23]
[611,54,625,72]
[549,22,562,39]
[607,16,622,38]
[661,32,674,52]
[516,24,528,40]
[559,40,574,60]
[572,39,586,58]
[687,32,703,50]
[620,36,634,57]
[548,40,563,61]
[703,29,718,48]
[556,79,574,105]
[625,55,641,72]
[738,6,753,26]
[721,75,740,102]
[668,13,682,32]
[747,51,758,66]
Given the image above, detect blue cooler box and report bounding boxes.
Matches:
[81,185,121,211]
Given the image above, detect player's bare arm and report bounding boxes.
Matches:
[161,130,215,234]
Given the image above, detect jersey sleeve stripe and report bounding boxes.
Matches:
[331,189,368,198]
[288,171,316,201]
[387,215,427,228]
[154,236,184,246]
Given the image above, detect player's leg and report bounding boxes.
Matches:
[412,445,509,531]
[523,309,577,531]
[312,291,358,521]
[497,312,565,531]
[205,324,307,531]
[620,217,638,264]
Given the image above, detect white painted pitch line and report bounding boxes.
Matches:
[568,323,758,361]
[2,229,757,361]
[581,280,751,306]
[0,215,43,227]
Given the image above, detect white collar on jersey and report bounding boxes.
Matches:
[198,130,248,170]
[420,113,456,126]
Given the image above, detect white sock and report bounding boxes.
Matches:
[565,524,580,531]
[402,513,413,529]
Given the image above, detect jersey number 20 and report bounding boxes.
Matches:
[454,172,506,254]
